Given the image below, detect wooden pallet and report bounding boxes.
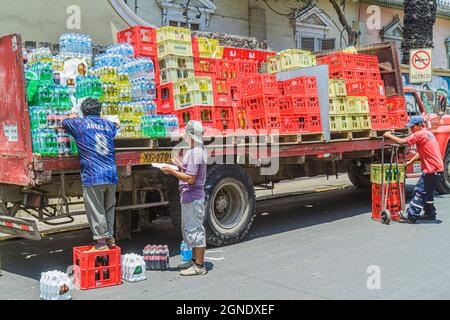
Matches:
[273,132,325,144]
[329,130,372,141]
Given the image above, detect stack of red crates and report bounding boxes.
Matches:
[317,53,392,130]
[386,96,409,128]
[277,76,322,133]
[371,182,405,222]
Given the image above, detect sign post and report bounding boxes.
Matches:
[409,48,433,83]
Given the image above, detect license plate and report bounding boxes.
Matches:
[413,162,422,174]
[140,152,172,165]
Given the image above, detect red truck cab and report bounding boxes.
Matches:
[404,86,450,193]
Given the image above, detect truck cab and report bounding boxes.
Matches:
[404,87,450,193]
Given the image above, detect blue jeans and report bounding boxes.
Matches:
[407,173,442,221]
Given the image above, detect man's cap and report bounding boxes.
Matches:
[406,115,424,128]
[185,120,204,144]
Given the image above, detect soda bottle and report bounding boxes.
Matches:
[149,245,156,271]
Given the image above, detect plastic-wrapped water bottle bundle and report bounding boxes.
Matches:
[28,48,53,65]
[106,43,135,60]
[76,75,103,99]
[59,33,93,64]
[121,254,147,283]
[40,270,72,300]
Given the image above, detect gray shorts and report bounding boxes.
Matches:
[181,199,206,248]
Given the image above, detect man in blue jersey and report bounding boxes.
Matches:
[62,98,119,251]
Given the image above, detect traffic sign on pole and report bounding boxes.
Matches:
[409,48,432,83]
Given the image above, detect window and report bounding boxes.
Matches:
[301,38,315,51]
[24,41,36,50]
[405,93,421,116]
[320,39,335,51]
[169,20,200,31]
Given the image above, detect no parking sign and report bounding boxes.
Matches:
[410,48,433,83]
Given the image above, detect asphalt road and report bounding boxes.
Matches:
[1,180,450,300]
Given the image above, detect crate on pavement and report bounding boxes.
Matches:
[73,245,122,290]
[117,26,157,57]
[371,182,406,221]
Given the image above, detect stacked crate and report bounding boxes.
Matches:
[317,52,388,131]
[267,49,316,74]
[278,76,322,133]
[370,164,406,222]
[386,96,409,128]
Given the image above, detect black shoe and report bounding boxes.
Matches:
[420,214,436,221]
[397,217,416,224]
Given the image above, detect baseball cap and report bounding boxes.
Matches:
[185,120,204,144]
[406,115,424,128]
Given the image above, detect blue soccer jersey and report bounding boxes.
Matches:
[62,116,118,186]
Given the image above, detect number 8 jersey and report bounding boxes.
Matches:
[63,116,119,186]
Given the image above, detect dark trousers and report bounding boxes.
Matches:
[407,173,442,221]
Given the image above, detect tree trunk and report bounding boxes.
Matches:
[401,0,437,64]
[329,0,358,46]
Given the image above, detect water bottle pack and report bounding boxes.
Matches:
[180,241,193,262]
[143,245,170,271]
[106,43,135,60]
[59,33,93,63]
[121,254,147,283]
[28,48,53,65]
[141,115,179,138]
[76,75,103,99]
[120,58,155,81]
[39,270,72,300]
[131,77,157,101]
[27,62,54,82]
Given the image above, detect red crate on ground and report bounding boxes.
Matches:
[243,94,280,118]
[157,83,175,114]
[386,96,406,113]
[176,106,216,130]
[215,106,236,132]
[117,26,157,57]
[241,74,278,97]
[222,47,243,60]
[281,76,317,95]
[238,60,259,77]
[371,182,405,222]
[370,113,390,130]
[368,96,388,114]
[73,245,122,290]
[194,57,217,76]
[213,79,231,107]
[216,59,240,80]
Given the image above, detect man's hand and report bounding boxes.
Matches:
[67,113,79,119]
[383,131,394,139]
[160,167,175,175]
[171,158,183,168]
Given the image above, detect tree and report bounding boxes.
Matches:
[401,0,437,64]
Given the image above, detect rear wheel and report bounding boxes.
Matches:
[347,161,371,189]
[204,165,256,247]
[436,148,450,194]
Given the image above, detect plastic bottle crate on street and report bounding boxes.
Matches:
[157,40,193,59]
[370,163,406,184]
[240,74,278,97]
[73,246,122,290]
[159,55,194,70]
[157,26,192,43]
[371,182,406,222]
[160,68,195,84]
[370,113,390,130]
[117,26,157,57]
[173,77,213,95]
[347,96,369,113]
[194,57,217,76]
[242,94,280,118]
[176,106,215,130]
[175,90,214,109]
[281,76,317,95]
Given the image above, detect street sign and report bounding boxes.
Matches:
[410,48,432,83]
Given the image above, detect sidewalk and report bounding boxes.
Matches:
[0,175,353,241]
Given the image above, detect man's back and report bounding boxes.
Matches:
[62,116,118,186]
[406,129,444,174]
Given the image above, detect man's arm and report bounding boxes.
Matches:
[160,167,196,185]
[406,153,420,167]
[383,132,409,145]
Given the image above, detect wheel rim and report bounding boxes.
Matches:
[211,179,247,230]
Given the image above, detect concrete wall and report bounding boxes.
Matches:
[0,0,129,46]
[358,3,450,69]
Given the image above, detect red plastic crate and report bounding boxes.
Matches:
[222,47,243,60]
[318,53,379,71]
[280,95,307,114]
[117,26,157,57]
[368,96,388,114]
[213,79,231,107]
[157,83,176,114]
[243,94,280,118]
[248,114,281,133]
[176,106,216,130]
[238,60,259,77]
[389,111,409,128]
[228,79,241,108]
[306,95,320,112]
[386,96,406,113]
[329,67,359,81]
[346,80,385,97]
[192,37,199,55]
[194,57,217,76]
[215,106,235,132]
[216,59,239,80]
[281,76,317,95]
[371,182,405,222]
[370,113,390,130]
[281,113,322,133]
[73,245,122,290]
[234,107,250,131]
[240,74,278,97]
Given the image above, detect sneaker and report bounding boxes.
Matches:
[86,242,109,252]
[106,238,116,247]
[180,264,207,276]
[397,217,416,224]
[177,260,194,270]
[420,214,436,221]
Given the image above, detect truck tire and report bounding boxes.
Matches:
[436,148,450,194]
[166,176,182,229]
[347,161,371,189]
[204,165,256,247]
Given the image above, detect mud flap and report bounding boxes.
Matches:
[0,215,41,240]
